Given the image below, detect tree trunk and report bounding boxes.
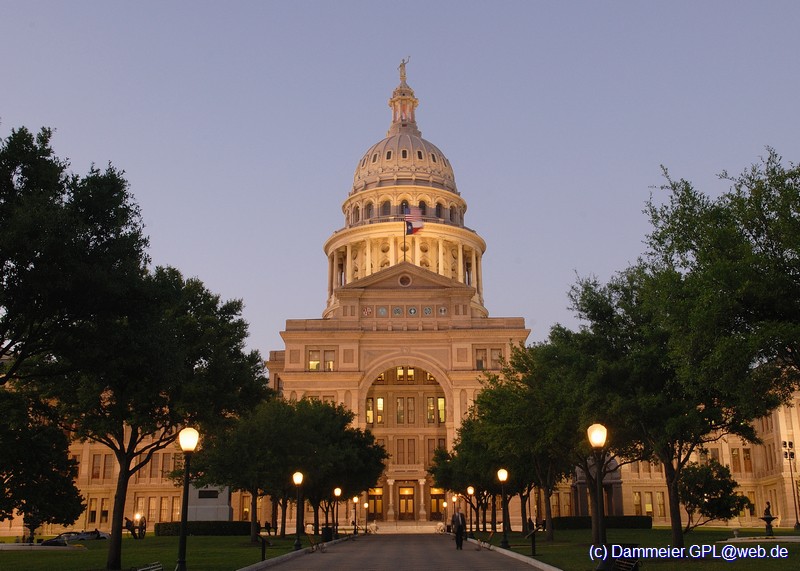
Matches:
[491,494,497,532]
[663,461,685,548]
[249,489,259,542]
[519,490,529,533]
[544,489,554,541]
[271,496,279,532]
[106,460,132,570]
[279,496,288,538]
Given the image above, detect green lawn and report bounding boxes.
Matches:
[0,534,301,571]
[474,527,800,571]
[2,528,798,571]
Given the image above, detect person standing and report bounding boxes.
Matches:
[451,506,466,549]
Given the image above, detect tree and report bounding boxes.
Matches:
[678,460,751,533]
[194,397,387,541]
[0,389,84,541]
[0,127,148,384]
[24,266,268,569]
[569,264,787,548]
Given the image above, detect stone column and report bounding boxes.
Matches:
[328,253,334,298]
[457,244,464,283]
[365,238,372,277]
[470,248,477,287]
[390,237,396,266]
[386,479,396,521]
[346,244,353,284]
[418,479,427,520]
[438,238,445,276]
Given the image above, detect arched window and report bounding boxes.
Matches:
[431,153,437,163]
[353,206,360,223]
[449,206,456,223]
[400,200,409,215]
[419,201,427,216]
[435,203,443,219]
[386,150,393,160]
[401,149,408,159]
[372,153,378,163]
[417,150,424,160]
[365,203,374,219]
[381,201,391,217]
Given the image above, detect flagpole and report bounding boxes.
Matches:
[403,216,407,262]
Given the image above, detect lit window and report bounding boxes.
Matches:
[308,350,320,371]
[475,349,487,370]
[366,398,374,424]
[490,349,502,369]
[324,350,335,371]
[407,367,415,383]
[437,397,445,423]
[396,366,405,382]
[376,397,384,424]
[426,397,435,423]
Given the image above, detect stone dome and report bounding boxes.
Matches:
[351,61,458,195]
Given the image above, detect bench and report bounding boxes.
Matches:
[133,563,163,571]
[612,556,640,570]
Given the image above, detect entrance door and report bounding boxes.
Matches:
[398,486,415,521]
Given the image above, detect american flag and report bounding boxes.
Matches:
[404,206,424,235]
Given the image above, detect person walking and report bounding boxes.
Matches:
[451,506,466,550]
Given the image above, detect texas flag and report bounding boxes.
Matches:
[404,206,424,235]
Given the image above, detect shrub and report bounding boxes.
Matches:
[154,521,251,536]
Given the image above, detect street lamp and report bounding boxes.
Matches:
[467,486,475,538]
[363,502,369,531]
[497,468,509,549]
[784,441,800,531]
[333,487,342,538]
[175,427,199,571]
[293,471,304,551]
[352,496,358,535]
[587,423,608,546]
[442,501,447,527]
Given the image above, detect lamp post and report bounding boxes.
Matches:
[293,472,304,551]
[334,487,342,538]
[352,497,358,535]
[497,468,509,549]
[442,501,447,528]
[363,502,369,530]
[587,423,608,547]
[467,486,475,538]
[784,441,800,531]
[175,427,199,571]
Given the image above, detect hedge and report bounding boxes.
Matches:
[154,521,251,536]
[552,516,652,530]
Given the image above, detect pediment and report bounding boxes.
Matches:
[338,262,474,295]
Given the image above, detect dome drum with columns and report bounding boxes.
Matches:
[325,65,486,319]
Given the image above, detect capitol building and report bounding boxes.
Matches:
[3,63,798,539]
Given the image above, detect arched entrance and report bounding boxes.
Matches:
[363,364,448,522]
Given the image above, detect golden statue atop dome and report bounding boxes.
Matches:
[398,57,410,82]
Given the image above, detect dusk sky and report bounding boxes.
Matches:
[3,2,799,362]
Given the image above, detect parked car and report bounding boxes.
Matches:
[40,529,109,546]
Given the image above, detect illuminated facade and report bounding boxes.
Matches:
[266,62,529,526]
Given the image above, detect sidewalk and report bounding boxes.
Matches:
[238,532,562,571]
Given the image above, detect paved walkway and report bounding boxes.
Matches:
[247,533,556,571]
